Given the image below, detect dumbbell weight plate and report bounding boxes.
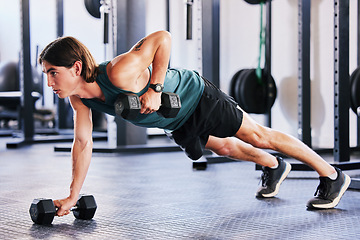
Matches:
[29,199,56,225]
[114,94,141,120]
[73,195,97,220]
[157,92,181,118]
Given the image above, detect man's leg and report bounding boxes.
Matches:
[205,135,277,167]
[235,111,335,176]
[205,136,291,198]
[206,111,351,209]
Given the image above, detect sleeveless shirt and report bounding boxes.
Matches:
[80,61,205,131]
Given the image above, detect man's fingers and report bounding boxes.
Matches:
[56,209,64,217]
[56,209,70,217]
[140,106,154,114]
[53,200,61,208]
[53,199,72,217]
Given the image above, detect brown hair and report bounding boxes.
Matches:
[39,36,99,83]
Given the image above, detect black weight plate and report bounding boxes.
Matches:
[234,69,247,104]
[263,69,277,111]
[238,68,276,114]
[244,0,266,5]
[240,69,264,113]
[230,69,245,103]
[84,0,101,19]
[350,66,360,114]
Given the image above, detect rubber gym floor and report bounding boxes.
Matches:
[1,136,360,240]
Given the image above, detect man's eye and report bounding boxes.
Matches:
[50,72,57,77]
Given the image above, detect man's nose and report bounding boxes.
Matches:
[47,77,54,87]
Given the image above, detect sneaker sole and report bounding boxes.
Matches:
[261,162,292,198]
[311,174,351,209]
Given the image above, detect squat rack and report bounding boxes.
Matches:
[286,0,360,186]
[297,0,359,162]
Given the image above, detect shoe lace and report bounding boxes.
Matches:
[260,170,270,187]
[314,177,328,197]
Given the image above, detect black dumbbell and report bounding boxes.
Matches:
[114,92,181,119]
[157,92,181,118]
[29,195,97,225]
[114,93,142,120]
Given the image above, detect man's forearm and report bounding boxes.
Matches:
[69,139,93,200]
[150,31,171,85]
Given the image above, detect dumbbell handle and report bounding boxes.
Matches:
[55,205,80,213]
[142,92,181,118]
[115,92,181,119]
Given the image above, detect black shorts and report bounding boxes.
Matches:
[168,77,243,160]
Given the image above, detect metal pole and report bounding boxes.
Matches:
[202,0,220,87]
[166,0,170,32]
[334,0,350,162]
[20,0,34,142]
[186,0,194,40]
[297,0,312,147]
[114,0,147,146]
[56,0,69,129]
[264,0,272,127]
[357,0,360,146]
[56,0,63,37]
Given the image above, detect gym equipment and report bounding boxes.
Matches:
[202,0,220,87]
[186,0,193,40]
[244,0,266,4]
[350,66,360,114]
[0,62,19,92]
[0,62,21,124]
[205,0,276,167]
[261,0,360,186]
[29,195,97,225]
[230,2,276,115]
[0,60,47,128]
[84,0,101,18]
[114,92,181,120]
[230,68,276,114]
[157,92,182,118]
[114,93,141,120]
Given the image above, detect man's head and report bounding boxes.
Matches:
[39,36,98,83]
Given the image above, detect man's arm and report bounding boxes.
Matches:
[108,30,172,114]
[137,31,171,114]
[54,95,93,216]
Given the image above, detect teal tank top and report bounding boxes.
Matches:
[81,61,205,131]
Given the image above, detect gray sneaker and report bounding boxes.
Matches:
[307,167,351,209]
[256,157,292,198]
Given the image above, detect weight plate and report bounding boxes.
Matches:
[234,68,276,114]
[84,0,101,19]
[350,66,360,114]
[244,0,266,5]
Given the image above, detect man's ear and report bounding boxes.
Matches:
[73,60,83,76]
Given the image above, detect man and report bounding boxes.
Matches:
[39,30,350,217]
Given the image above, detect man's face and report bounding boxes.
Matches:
[42,60,78,99]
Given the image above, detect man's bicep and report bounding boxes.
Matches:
[69,96,93,141]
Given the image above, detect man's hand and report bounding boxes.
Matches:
[139,90,161,114]
[53,197,77,217]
